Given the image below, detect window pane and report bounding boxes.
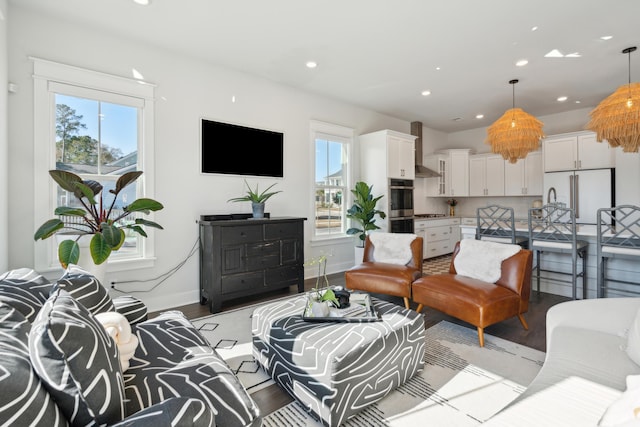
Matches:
[314,137,346,237]
[54,93,141,259]
[55,94,138,174]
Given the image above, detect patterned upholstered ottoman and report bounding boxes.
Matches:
[252,295,425,427]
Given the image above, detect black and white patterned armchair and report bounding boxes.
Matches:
[0,266,261,427]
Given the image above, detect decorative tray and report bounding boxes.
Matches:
[302,292,380,323]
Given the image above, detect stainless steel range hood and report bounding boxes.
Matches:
[411,121,441,178]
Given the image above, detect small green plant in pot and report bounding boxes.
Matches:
[346,181,386,248]
[227,179,282,218]
[34,170,164,267]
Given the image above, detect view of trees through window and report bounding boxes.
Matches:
[55,94,140,253]
[314,137,346,237]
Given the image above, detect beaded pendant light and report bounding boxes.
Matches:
[486,79,545,163]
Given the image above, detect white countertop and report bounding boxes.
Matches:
[460,222,599,237]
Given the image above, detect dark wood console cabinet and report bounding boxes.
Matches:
[199,215,306,313]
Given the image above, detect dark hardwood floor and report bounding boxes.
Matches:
[150,271,571,417]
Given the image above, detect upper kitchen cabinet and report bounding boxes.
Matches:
[543,131,615,172]
[360,130,416,180]
[469,153,505,197]
[504,150,543,196]
[425,149,471,197]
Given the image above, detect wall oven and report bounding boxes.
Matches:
[388,178,414,233]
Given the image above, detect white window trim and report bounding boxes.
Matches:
[32,57,157,274]
[309,120,354,242]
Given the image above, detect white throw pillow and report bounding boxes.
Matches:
[599,375,640,427]
[627,308,640,366]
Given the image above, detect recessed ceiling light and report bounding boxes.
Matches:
[601,36,613,41]
[565,52,581,58]
[557,96,568,102]
[545,49,564,58]
[531,26,538,32]
[435,67,441,71]
[421,90,431,96]
[133,0,151,5]
[575,100,581,104]
[516,59,529,67]
[305,61,317,69]
[475,114,484,119]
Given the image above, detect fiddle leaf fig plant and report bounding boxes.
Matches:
[34,170,164,267]
[346,181,386,247]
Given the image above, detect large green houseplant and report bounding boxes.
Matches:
[34,170,164,267]
[346,181,386,248]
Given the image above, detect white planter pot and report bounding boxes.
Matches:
[354,246,365,266]
[56,234,108,286]
[310,300,330,317]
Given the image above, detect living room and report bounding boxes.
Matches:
[2,1,640,426]
[3,0,639,313]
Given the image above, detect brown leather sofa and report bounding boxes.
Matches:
[345,235,423,309]
[411,241,532,346]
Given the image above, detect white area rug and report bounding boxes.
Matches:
[191,299,545,426]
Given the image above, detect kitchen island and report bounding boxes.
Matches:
[459,222,639,299]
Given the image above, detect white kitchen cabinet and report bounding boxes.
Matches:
[414,219,428,258]
[424,149,471,197]
[423,218,460,258]
[469,154,505,197]
[544,131,615,172]
[504,150,542,196]
[360,130,416,180]
[424,153,448,197]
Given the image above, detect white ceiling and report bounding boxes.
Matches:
[10,0,640,132]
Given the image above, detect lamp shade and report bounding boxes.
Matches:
[586,81,640,152]
[485,107,544,163]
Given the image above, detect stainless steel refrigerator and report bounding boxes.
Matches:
[543,168,615,224]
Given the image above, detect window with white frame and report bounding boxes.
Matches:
[311,121,353,239]
[32,58,156,273]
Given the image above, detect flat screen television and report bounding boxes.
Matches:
[201,118,284,178]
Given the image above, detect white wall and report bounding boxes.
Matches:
[0,0,8,272]
[6,5,412,311]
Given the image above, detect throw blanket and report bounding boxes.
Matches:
[368,232,418,265]
[95,311,139,372]
[453,239,521,283]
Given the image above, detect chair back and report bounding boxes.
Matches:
[597,205,640,253]
[363,234,423,273]
[476,205,518,243]
[449,241,532,308]
[528,204,578,254]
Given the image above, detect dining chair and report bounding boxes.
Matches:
[477,205,528,247]
[596,205,640,297]
[528,204,588,299]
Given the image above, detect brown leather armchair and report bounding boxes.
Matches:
[345,235,423,309]
[411,241,532,347]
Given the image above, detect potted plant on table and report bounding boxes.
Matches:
[34,170,164,281]
[304,254,339,317]
[227,179,282,218]
[346,181,386,263]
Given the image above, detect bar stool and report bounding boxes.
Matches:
[476,205,528,248]
[528,204,588,299]
[597,205,640,297]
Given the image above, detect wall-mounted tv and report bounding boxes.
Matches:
[201,118,284,178]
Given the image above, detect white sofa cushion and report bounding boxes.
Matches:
[599,374,640,426]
